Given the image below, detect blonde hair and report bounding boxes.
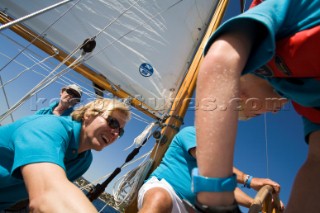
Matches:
[71,98,131,121]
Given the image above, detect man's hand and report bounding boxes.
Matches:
[250,177,281,194]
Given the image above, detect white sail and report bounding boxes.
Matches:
[1,0,218,114]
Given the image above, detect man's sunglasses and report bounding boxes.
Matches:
[65,89,81,101]
[106,116,124,137]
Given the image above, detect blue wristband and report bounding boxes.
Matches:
[244,175,253,189]
[246,176,253,188]
[191,168,237,193]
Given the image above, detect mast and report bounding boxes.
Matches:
[125,0,230,211]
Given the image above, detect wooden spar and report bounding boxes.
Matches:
[249,185,282,213]
[124,0,230,212]
[0,11,161,120]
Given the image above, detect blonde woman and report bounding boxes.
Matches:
[0,98,130,213]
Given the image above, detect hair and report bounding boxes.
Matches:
[71,98,131,121]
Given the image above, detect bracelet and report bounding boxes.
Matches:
[243,175,253,189]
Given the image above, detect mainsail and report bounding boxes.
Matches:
[1,0,218,115]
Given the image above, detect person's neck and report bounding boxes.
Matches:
[53,102,70,115]
[78,129,89,153]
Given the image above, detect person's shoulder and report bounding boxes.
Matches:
[178,126,196,136]
[34,101,59,115]
[174,126,196,143]
[22,115,73,129]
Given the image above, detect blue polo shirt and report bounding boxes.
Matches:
[150,126,197,204]
[0,115,92,210]
[35,101,74,116]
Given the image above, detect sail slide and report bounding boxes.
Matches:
[1,0,218,116]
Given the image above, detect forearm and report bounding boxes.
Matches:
[196,32,252,206]
[29,181,97,213]
[23,163,98,213]
[233,167,248,185]
[234,187,253,208]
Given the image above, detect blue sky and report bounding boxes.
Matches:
[0,1,308,211]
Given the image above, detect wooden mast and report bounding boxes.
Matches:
[0,11,161,120]
[125,0,230,212]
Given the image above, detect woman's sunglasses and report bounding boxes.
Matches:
[106,116,124,137]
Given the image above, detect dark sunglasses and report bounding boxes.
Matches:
[106,116,124,137]
[65,89,81,101]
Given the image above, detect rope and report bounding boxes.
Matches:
[113,158,153,209]
[264,113,269,178]
[79,151,151,192]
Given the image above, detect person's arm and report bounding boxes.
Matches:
[22,162,98,213]
[195,24,259,206]
[233,167,281,193]
[234,187,253,208]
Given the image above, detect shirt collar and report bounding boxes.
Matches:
[64,119,82,160]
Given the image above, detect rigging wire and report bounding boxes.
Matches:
[0,44,85,121]
[0,0,72,31]
[22,51,100,99]
[0,0,81,73]
[0,2,114,104]
[0,0,83,122]
[0,52,57,89]
[0,45,152,125]
[0,75,13,123]
[264,113,270,178]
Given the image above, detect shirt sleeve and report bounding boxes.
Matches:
[11,116,70,179]
[204,0,295,74]
[177,126,197,154]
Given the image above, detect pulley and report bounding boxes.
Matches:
[81,38,96,53]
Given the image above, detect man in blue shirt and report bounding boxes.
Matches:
[195,0,320,212]
[138,126,283,213]
[35,84,82,116]
[0,98,130,212]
